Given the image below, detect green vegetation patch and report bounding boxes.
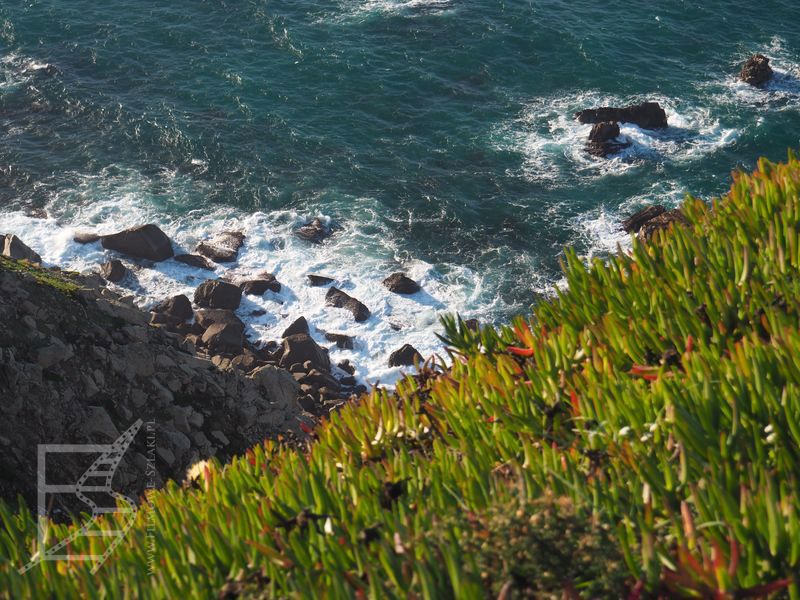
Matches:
[2,155,800,597]
[0,256,82,295]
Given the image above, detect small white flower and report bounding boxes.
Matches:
[766,433,777,444]
[640,434,651,443]
[764,424,774,434]
[649,423,658,433]
[619,426,632,437]
[324,517,334,536]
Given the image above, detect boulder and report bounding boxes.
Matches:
[201,322,245,355]
[621,205,667,234]
[195,309,244,330]
[337,359,356,375]
[73,232,100,245]
[282,316,310,338]
[174,254,215,271]
[152,294,193,321]
[388,344,423,367]
[325,332,355,350]
[326,287,371,322]
[382,273,421,294]
[194,280,242,310]
[308,274,335,287]
[295,218,333,244]
[2,235,42,264]
[637,209,688,241]
[100,259,127,283]
[101,224,173,261]
[740,54,773,87]
[240,274,280,295]
[585,122,631,158]
[279,333,330,371]
[575,101,668,129]
[195,231,245,263]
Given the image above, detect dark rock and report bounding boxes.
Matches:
[308,274,334,287]
[388,344,423,367]
[637,209,688,241]
[575,101,668,130]
[464,319,480,332]
[195,309,244,330]
[250,309,267,317]
[325,332,355,350]
[101,224,173,262]
[298,395,318,413]
[389,322,402,331]
[73,232,100,245]
[622,205,667,234]
[337,359,356,375]
[194,280,242,310]
[230,352,262,373]
[174,254,215,271]
[382,273,421,294]
[279,334,330,371]
[326,287,370,322]
[585,122,631,158]
[150,312,183,328]
[740,54,773,87]
[240,275,281,295]
[295,218,333,244]
[201,322,245,355]
[353,384,368,396]
[300,369,340,391]
[339,375,356,387]
[195,231,245,263]
[2,235,42,264]
[100,259,127,283]
[282,316,310,338]
[152,295,193,321]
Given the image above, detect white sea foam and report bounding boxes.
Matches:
[0,52,55,91]
[0,168,506,386]
[495,92,738,183]
[331,0,455,22]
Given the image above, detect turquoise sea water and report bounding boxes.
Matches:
[2,1,800,381]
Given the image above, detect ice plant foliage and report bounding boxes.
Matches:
[2,155,800,596]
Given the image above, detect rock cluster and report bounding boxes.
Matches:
[0,259,302,509]
[575,102,667,158]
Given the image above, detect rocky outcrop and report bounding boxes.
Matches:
[101,224,174,262]
[0,257,301,509]
[575,102,668,129]
[308,274,334,287]
[196,231,245,263]
[100,259,127,283]
[622,205,687,240]
[295,219,333,244]
[383,273,421,294]
[388,344,423,367]
[585,122,631,158]
[326,287,371,322]
[174,254,215,271]
[194,280,242,310]
[152,294,193,322]
[2,234,42,263]
[740,54,773,87]
[622,206,667,234]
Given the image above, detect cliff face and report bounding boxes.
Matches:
[0,257,302,509]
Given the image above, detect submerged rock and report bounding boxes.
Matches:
[196,231,245,263]
[575,101,668,130]
[326,287,371,322]
[101,224,174,262]
[295,219,333,244]
[194,280,242,310]
[240,274,281,295]
[383,273,421,294]
[2,234,42,264]
[174,254,215,271]
[637,209,688,240]
[73,232,101,245]
[308,274,335,287]
[325,332,355,350]
[740,54,773,87]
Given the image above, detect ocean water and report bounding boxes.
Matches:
[1,1,799,384]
